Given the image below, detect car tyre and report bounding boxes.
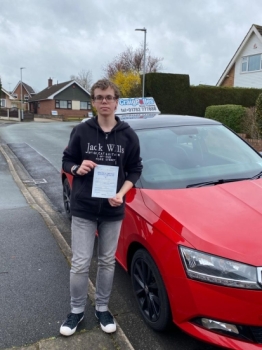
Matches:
[63,178,72,220]
[131,249,171,331]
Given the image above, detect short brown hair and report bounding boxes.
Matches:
[90,79,120,100]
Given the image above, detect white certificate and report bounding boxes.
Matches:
[91,165,119,198]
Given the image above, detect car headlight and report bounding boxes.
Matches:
[179,246,261,289]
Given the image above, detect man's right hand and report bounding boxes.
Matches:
[77,160,97,176]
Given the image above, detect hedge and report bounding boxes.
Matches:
[205,104,246,133]
[144,73,262,117]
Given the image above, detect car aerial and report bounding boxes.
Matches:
[61,110,262,349]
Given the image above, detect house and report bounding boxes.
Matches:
[29,78,92,117]
[0,87,15,108]
[217,24,262,88]
[11,81,36,110]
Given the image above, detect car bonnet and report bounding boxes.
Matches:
[140,179,262,266]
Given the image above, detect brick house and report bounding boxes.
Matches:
[0,87,15,108]
[11,81,36,110]
[217,24,262,88]
[29,78,92,117]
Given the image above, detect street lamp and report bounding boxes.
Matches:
[20,67,25,121]
[135,27,147,98]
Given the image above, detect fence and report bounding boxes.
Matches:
[0,108,34,121]
[238,133,262,152]
[0,107,19,120]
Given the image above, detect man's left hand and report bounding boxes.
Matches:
[108,194,123,207]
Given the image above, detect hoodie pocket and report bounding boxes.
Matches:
[74,176,99,212]
[75,176,88,199]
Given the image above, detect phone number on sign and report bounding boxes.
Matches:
[120,106,157,113]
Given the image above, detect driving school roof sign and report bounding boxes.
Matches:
[115,97,160,115]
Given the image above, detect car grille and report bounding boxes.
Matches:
[250,326,262,343]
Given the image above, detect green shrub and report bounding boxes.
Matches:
[205,104,246,133]
[242,107,260,139]
[255,93,262,136]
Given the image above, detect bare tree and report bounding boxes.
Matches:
[104,44,163,78]
[70,69,93,91]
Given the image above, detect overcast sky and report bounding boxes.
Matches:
[1,0,261,93]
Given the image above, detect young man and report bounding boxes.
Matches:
[60,79,142,336]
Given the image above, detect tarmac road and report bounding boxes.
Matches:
[0,119,221,350]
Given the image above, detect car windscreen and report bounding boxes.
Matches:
[136,124,262,189]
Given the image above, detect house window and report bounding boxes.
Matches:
[242,57,248,72]
[55,100,72,109]
[241,54,262,72]
[24,95,29,101]
[13,94,18,99]
[80,101,89,110]
[0,99,6,107]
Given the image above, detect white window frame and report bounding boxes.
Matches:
[80,101,88,110]
[241,54,262,72]
[55,100,72,109]
[0,99,6,107]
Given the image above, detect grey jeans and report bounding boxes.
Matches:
[70,216,122,314]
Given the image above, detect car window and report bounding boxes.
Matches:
[136,125,262,189]
[203,127,253,163]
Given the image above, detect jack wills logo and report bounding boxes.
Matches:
[107,144,124,153]
[85,143,125,156]
[85,143,103,152]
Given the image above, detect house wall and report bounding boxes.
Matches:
[37,100,55,115]
[55,84,91,102]
[234,33,262,88]
[59,109,90,117]
[0,92,11,108]
[36,99,90,117]
[13,85,30,101]
[13,85,30,110]
[220,65,235,87]
[0,90,17,108]
[5,98,13,108]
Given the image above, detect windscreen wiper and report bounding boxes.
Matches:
[251,171,262,179]
[187,170,262,188]
[186,177,250,188]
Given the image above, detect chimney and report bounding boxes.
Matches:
[48,77,53,88]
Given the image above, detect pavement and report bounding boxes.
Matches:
[0,117,134,350]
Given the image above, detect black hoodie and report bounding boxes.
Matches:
[62,116,142,221]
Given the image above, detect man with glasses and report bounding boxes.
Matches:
[60,79,142,336]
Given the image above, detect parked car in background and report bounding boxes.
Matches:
[61,110,262,349]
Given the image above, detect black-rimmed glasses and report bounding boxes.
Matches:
[93,95,117,102]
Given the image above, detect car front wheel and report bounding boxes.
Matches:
[131,249,171,331]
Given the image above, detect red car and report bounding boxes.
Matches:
[62,114,262,349]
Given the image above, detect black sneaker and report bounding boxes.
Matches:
[60,312,84,336]
[95,310,116,333]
